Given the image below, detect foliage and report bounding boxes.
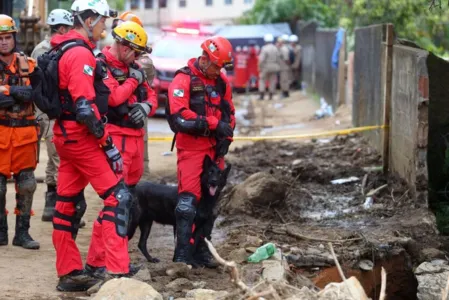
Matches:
[238,0,449,56]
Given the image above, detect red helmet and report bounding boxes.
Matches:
[201,36,233,69]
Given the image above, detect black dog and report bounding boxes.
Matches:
[128,155,231,263]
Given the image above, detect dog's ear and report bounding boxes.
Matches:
[203,155,214,171]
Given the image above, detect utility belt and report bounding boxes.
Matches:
[0,118,38,127]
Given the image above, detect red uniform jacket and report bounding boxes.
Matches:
[101,46,158,137]
[51,30,108,144]
[168,58,236,151]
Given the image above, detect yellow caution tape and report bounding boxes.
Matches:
[147,125,388,142]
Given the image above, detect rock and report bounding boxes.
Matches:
[91,278,163,300]
[185,289,229,300]
[358,259,374,271]
[280,244,291,252]
[227,248,248,263]
[192,281,207,289]
[166,278,194,292]
[416,261,449,300]
[419,248,446,262]
[305,247,322,255]
[134,267,152,282]
[290,247,304,255]
[262,260,287,283]
[318,276,369,299]
[225,172,286,213]
[244,235,263,247]
[292,159,303,167]
[245,247,258,253]
[166,262,192,278]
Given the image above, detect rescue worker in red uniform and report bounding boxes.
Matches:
[86,21,157,269]
[168,36,236,266]
[246,40,259,91]
[0,14,40,250]
[49,0,138,291]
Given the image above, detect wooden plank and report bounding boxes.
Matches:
[382,24,394,174]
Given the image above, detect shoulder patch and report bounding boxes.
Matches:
[173,89,184,97]
[83,64,94,76]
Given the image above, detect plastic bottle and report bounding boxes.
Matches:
[247,243,277,263]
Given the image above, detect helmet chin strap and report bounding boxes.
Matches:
[77,14,102,41]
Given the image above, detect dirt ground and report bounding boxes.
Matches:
[0,91,438,299]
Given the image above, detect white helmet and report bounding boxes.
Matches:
[71,0,110,17]
[242,46,248,52]
[71,0,112,40]
[264,33,274,43]
[47,9,73,26]
[235,46,242,52]
[281,34,289,41]
[289,34,298,43]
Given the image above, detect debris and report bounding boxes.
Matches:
[363,197,373,209]
[247,243,277,263]
[330,176,360,185]
[227,248,248,264]
[161,151,173,156]
[366,184,388,197]
[166,278,194,292]
[91,278,163,300]
[166,263,192,278]
[286,254,334,268]
[358,259,374,271]
[415,261,449,300]
[262,260,287,283]
[184,289,229,300]
[225,172,286,214]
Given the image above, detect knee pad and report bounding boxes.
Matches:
[175,192,197,222]
[16,169,37,196]
[102,181,132,238]
[53,191,85,240]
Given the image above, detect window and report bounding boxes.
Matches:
[145,0,154,9]
[179,0,186,7]
[159,0,167,8]
[224,0,232,4]
[244,0,252,3]
[206,0,213,6]
[130,0,139,9]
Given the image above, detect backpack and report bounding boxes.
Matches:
[29,39,92,120]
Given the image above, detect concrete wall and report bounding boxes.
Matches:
[352,24,386,155]
[390,45,428,204]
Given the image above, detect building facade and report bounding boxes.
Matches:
[126,0,255,26]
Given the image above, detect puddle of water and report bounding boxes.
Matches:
[299,196,358,221]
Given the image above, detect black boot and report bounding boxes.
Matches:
[193,217,219,268]
[269,92,273,100]
[173,193,196,265]
[57,269,100,292]
[259,92,265,100]
[12,215,40,249]
[42,190,56,222]
[0,175,7,245]
[0,215,7,246]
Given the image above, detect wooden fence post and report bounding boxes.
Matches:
[382,24,394,174]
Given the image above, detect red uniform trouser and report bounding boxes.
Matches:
[110,134,144,186]
[52,134,130,277]
[85,134,144,267]
[177,148,224,202]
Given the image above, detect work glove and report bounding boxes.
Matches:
[128,102,151,124]
[216,121,233,138]
[128,66,146,85]
[216,138,231,158]
[102,136,123,174]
